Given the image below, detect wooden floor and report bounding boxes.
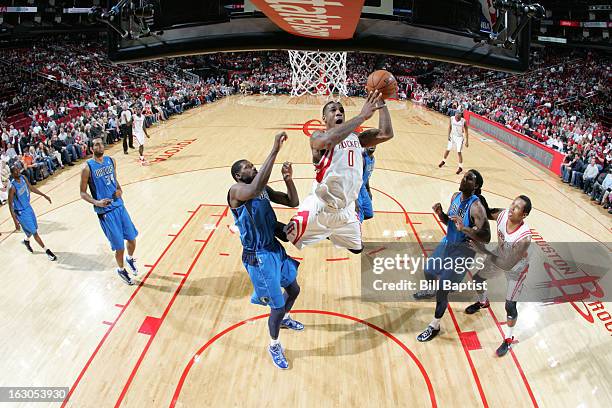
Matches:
[0,95,610,408]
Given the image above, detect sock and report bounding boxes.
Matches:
[270,338,280,347]
[117,267,125,273]
[283,313,290,320]
[440,159,446,163]
[140,156,144,160]
[477,291,488,303]
[505,325,514,340]
[458,162,463,168]
[41,246,47,251]
[430,318,441,330]
[126,255,134,261]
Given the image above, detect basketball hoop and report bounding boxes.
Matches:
[288,50,348,98]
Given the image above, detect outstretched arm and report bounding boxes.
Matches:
[471,237,530,271]
[229,132,287,207]
[311,91,383,150]
[358,103,394,147]
[267,162,299,208]
[26,178,51,204]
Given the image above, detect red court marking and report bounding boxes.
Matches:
[194,239,207,243]
[102,321,113,326]
[412,222,423,225]
[459,331,482,351]
[430,216,538,407]
[168,234,177,237]
[114,304,124,308]
[290,256,303,261]
[219,253,230,256]
[138,317,162,336]
[169,309,437,408]
[61,205,203,408]
[367,247,386,256]
[187,211,195,214]
[226,225,235,234]
[447,306,489,407]
[486,309,538,407]
[173,273,186,277]
[114,206,229,408]
[211,214,223,216]
[326,257,349,262]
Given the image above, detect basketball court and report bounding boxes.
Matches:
[1,94,610,407]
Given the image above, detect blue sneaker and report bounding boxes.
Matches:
[117,268,134,285]
[268,344,289,369]
[125,256,138,276]
[281,317,304,331]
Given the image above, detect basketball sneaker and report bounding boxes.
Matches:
[456,167,463,175]
[496,337,513,357]
[46,249,57,261]
[125,256,138,276]
[281,317,304,331]
[22,239,33,253]
[413,289,436,300]
[117,268,134,285]
[417,325,440,342]
[465,300,490,314]
[268,343,289,369]
[438,160,445,168]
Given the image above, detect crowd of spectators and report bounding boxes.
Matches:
[0,38,609,215]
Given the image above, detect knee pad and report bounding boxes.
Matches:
[505,300,518,320]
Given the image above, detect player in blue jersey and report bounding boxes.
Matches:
[415,169,491,342]
[228,131,302,370]
[357,146,375,222]
[7,165,57,261]
[80,137,139,285]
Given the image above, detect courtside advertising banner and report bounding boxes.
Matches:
[249,0,365,39]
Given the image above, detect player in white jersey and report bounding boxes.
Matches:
[465,195,532,357]
[132,106,150,165]
[285,90,393,253]
[439,110,469,175]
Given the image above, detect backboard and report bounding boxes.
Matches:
[102,1,542,72]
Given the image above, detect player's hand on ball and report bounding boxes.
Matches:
[432,202,443,216]
[273,132,288,153]
[360,90,384,120]
[281,162,293,180]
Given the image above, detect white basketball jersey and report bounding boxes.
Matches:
[495,209,531,274]
[451,117,465,138]
[314,132,363,210]
[133,114,145,136]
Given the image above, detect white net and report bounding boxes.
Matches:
[288,50,348,97]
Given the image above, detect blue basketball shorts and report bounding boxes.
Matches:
[424,241,475,284]
[98,205,138,251]
[15,206,38,237]
[358,187,373,223]
[243,242,299,309]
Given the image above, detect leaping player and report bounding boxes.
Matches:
[439,110,469,175]
[466,195,532,357]
[285,90,393,253]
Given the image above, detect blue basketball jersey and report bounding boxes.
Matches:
[231,189,277,251]
[445,193,479,243]
[87,156,124,214]
[363,151,375,185]
[10,175,31,211]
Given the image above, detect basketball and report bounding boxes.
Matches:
[366,70,398,100]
